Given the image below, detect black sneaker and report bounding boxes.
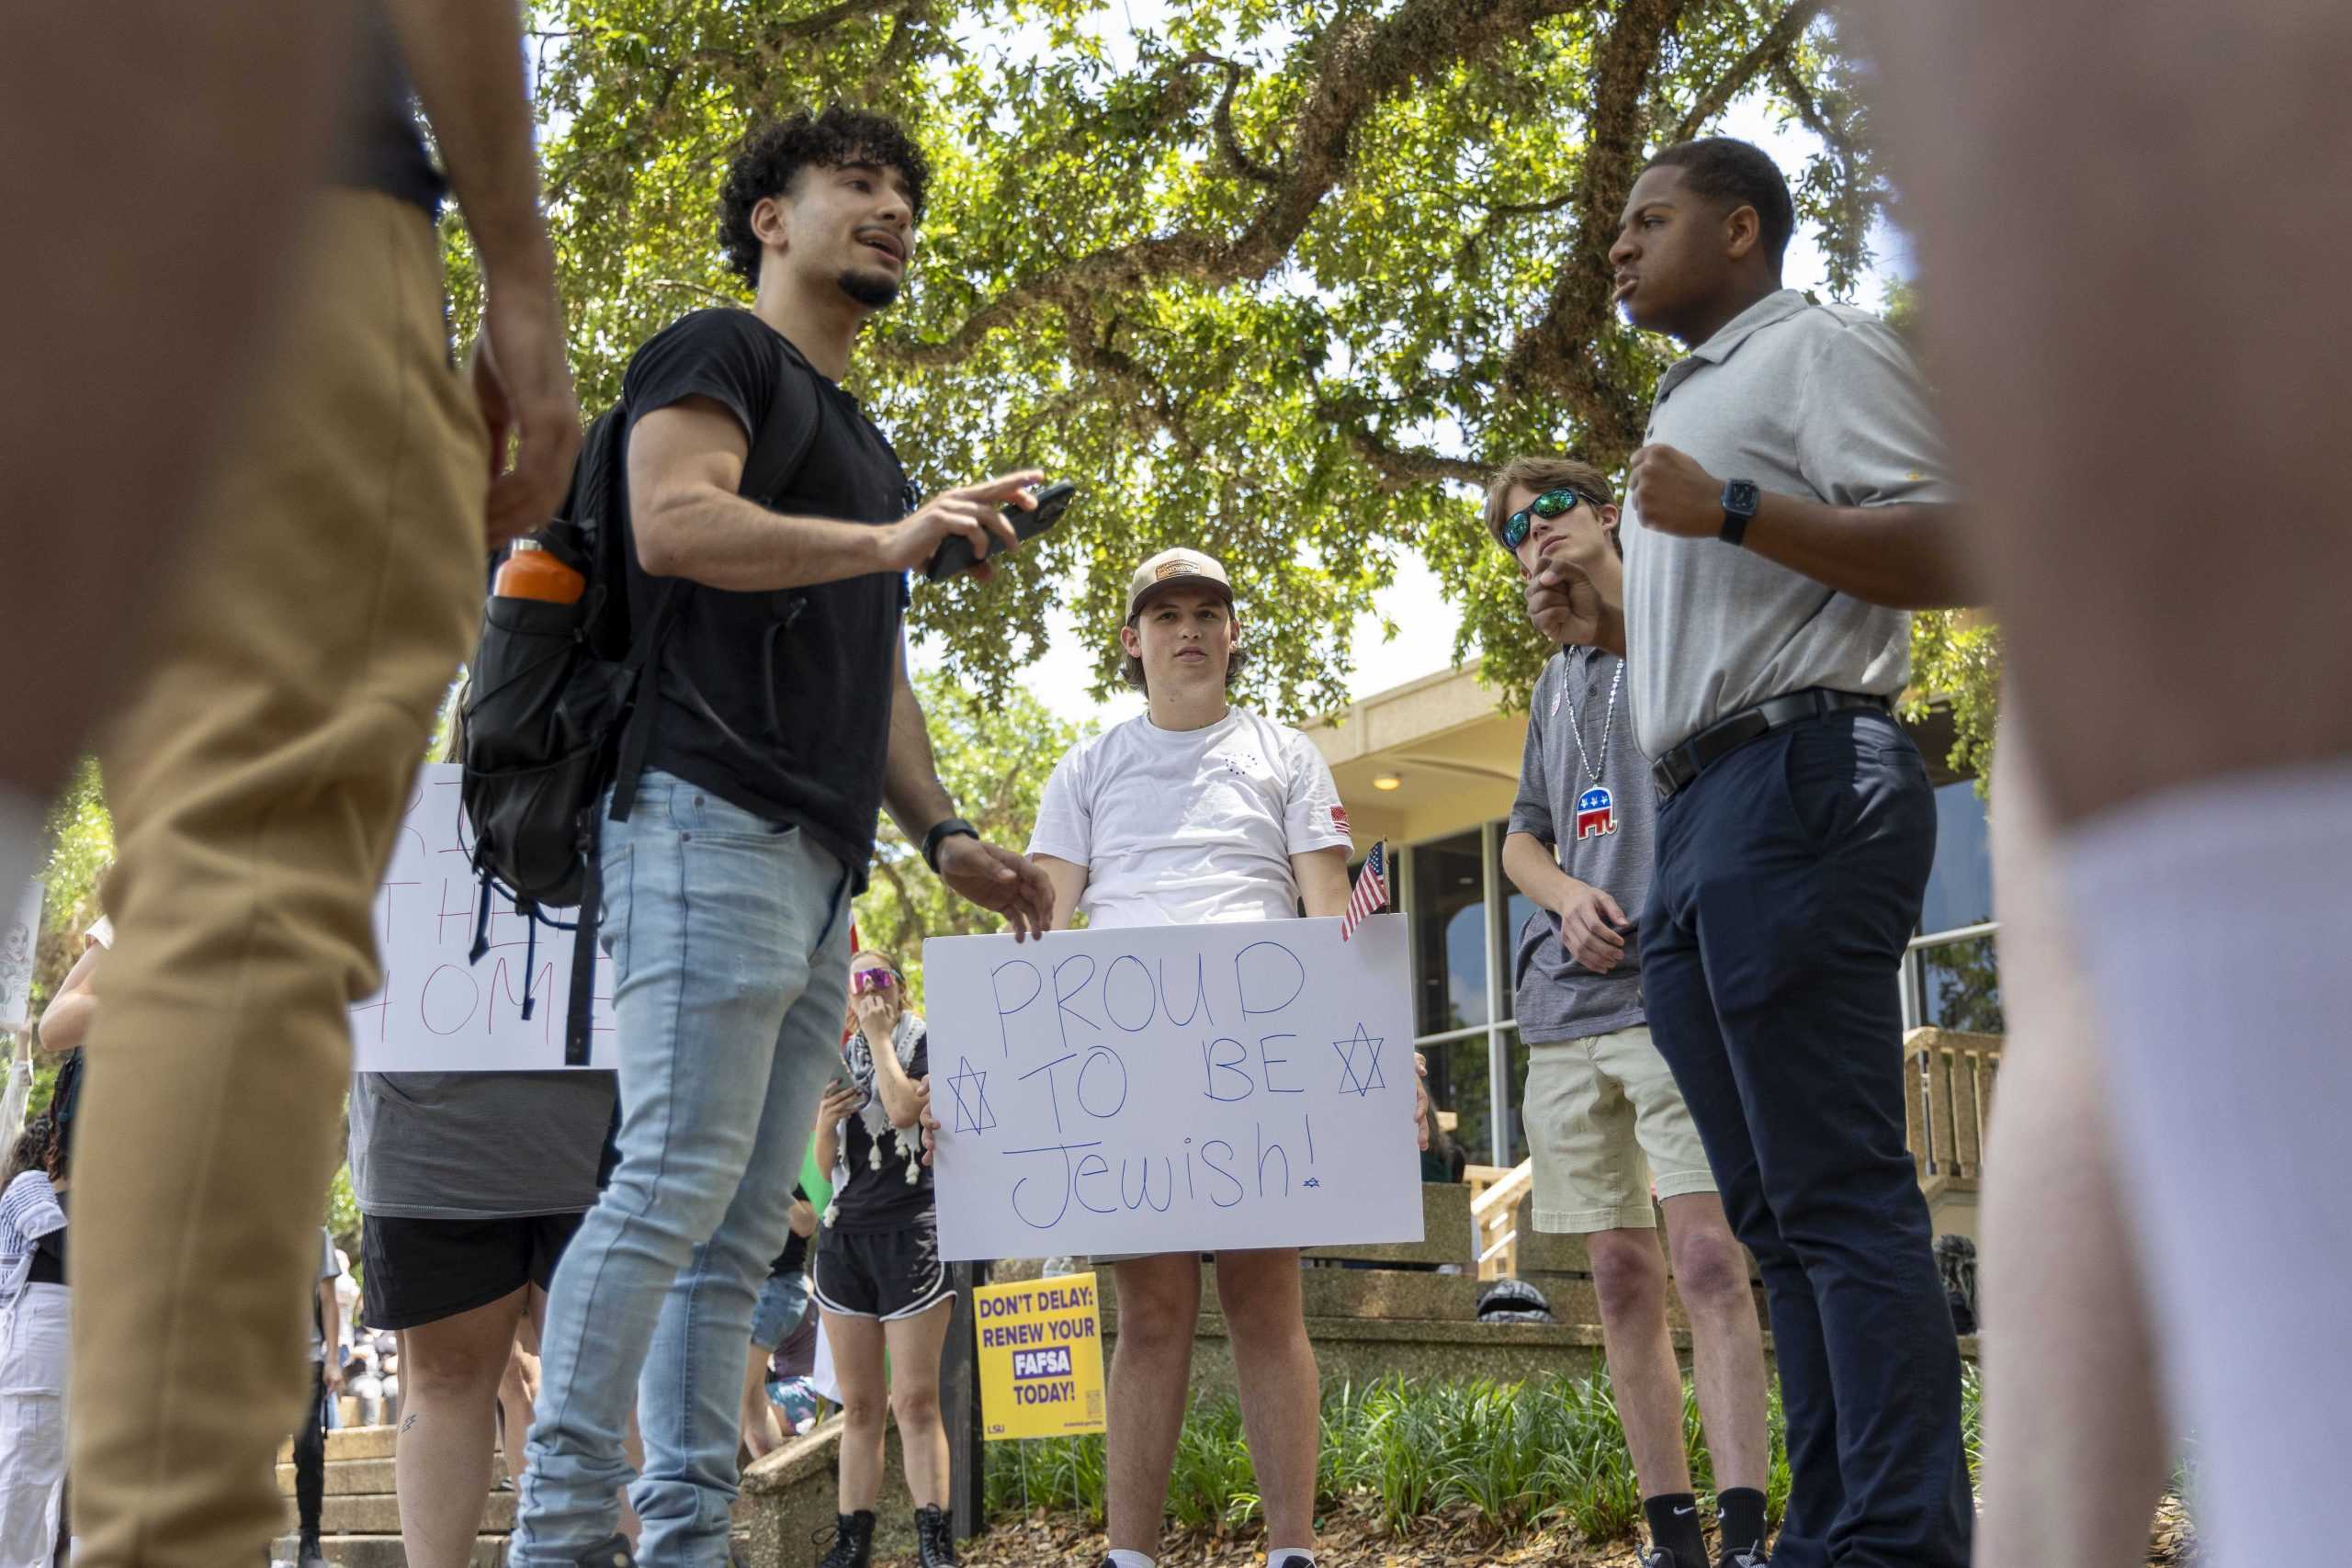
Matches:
[1638,1547,1683,1568]
[1269,1556,1316,1568]
[568,1537,638,1568]
[297,1539,330,1568]
[814,1510,876,1568]
[1717,1547,1769,1568]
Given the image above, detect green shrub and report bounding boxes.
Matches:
[983,1365,1857,1543]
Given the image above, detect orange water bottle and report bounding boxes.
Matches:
[492,539,585,604]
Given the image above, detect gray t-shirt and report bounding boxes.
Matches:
[1508,647,1654,1044]
[348,1071,616,1221]
[1623,289,1959,759]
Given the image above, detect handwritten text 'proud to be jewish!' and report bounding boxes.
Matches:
[925,918,1421,1259]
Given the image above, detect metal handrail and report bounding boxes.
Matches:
[1410,1021,1501,1048]
[1469,1159,1534,1221]
[1908,919,1996,953]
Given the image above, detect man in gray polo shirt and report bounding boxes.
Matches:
[1489,455,1771,1568]
[1530,138,1978,1568]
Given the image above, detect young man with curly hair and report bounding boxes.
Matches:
[509,106,1054,1568]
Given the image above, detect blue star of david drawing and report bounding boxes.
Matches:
[1331,1023,1385,1098]
[946,1055,998,1134]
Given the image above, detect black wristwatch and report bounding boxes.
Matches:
[1719,478,1761,547]
[922,817,980,873]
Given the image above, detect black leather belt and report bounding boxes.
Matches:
[1651,687,1894,802]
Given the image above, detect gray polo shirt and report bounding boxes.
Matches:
[1508,647,1652,1044]
[1622,288,1958,760]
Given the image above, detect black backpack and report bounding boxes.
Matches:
[458,335,824,1062]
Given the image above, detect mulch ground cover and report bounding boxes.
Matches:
[877,1496,2200,1567]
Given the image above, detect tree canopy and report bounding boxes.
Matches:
[851,670,1093,999]
[480,0,1891,720]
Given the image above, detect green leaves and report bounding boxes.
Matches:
[852,671,1093,996]
[501,0,1877,719]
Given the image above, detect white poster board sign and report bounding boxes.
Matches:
[926,914,1420,1260]
[348,763,616,1070]
[1,879,41,1032]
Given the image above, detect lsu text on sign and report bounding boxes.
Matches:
[348,763,616,1070]
[973,1272,1107,1440]
[926,915,1419,1260]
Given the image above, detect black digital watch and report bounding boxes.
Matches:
[922,817,980,873]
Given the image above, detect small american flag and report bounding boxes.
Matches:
[1340,841,1390,942]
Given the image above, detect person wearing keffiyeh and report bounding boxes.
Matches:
[1,1113,71,1566]
[807,949,953,1568]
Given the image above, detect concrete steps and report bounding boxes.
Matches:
[272,1427,512,1568]
[270,1535,505,1568]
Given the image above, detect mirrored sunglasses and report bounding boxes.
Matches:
[851,967,899,996]
[1499,487,1599,550]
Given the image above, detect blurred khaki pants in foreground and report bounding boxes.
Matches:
[74,188,485,1568]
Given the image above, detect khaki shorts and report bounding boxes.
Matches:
[1524,1026,1717,1233]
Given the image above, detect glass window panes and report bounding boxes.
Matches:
[1409,832,1487,1035]
[1428,1036,1497,1167]
[1919,933,2005,1033]
[1920,780,1994,935]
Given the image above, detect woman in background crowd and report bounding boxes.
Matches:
[0,1113,72,1566]
[810,950,955,1568]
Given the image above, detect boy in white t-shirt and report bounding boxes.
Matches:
[1028,547,1387,1568]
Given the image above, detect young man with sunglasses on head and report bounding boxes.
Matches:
[1027,549,1421,1568]
[1530,138,1976,1568]
[1491,457,1772,1568]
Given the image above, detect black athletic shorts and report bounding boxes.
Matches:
[811,1221,953,1321]
[360,1212,585,1329]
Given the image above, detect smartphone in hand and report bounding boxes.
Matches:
[924,479,1079,582]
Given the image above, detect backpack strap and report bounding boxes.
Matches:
[741,332,828,506]
[567,334,829,1067]
[563,853,603,1066]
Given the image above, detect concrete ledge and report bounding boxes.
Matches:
[1304,1182,1475,1266]
[740,1412,917,1567]
[1513,1198,1766,1283]
[286,1492,514,1537]
[274,1456,403,1497]
[1101,1300,1618,1395]
[280,1426,397,1465]
[1518,1271,1771,1334]
[1297,1265,1485,1321]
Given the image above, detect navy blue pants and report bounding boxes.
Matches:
[1643,711,1972,1568]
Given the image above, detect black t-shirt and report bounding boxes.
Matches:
[28,1204,65,1286]
[618,310,911,888]
[336,3,447,216]
[829,1028,933,1232]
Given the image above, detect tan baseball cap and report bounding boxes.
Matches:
[1125,547,1236,618]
